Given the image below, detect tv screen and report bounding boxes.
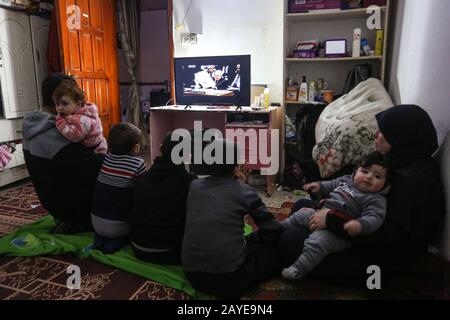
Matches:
[174,55,250,106]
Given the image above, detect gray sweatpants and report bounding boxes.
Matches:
[91,214,129,238]
[282,208,351,275]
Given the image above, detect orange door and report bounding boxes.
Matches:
[55,0,120,137]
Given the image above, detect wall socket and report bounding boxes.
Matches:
[181,33,197,45]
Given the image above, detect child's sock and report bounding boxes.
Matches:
[101,237,129,254]
[92,233,109,250]
[282,265,307,280]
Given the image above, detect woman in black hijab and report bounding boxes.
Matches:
[279,105,445,287]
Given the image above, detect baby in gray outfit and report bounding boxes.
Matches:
[282,151,390,280]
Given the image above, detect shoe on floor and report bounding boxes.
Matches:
[282,266,304,280]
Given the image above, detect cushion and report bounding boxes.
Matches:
[313,78,394,178]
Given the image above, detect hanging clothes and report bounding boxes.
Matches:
[0,145,12,169]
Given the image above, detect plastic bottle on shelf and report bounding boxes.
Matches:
[298,76,308,103]
[309,81,317,103]
[352,28,361,58]
[375,29,384,56]
[361,38,372,56]
[264,87,270,110]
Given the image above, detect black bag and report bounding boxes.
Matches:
[342,63,373,94]
[282,104,326,188]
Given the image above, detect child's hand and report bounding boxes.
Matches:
[303,182,320,194]
[235,165,250,183]
[344,220,363,237]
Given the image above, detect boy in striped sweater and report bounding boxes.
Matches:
[91,123,146,253]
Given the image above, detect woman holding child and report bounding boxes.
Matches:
[23,74,105,234]
[279,105,445,286]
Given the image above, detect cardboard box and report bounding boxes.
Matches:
[362,0,386,7]
[289,0,342,13]
[286,87,299,101]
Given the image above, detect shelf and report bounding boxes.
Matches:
[286,56,383,62]
[284,101,327,105]
[285,6,387,22]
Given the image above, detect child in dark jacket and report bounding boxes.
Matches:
[281,151,390,280]
[182,139,282,299]
[91,123,146,253]
[129,132,197,265]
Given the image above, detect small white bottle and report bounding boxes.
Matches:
[352,28,361,58]
[298,76,308,103]
[309,81,317,103]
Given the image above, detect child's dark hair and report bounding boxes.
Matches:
[108,123,142,155]
[52,79,86,106]
[42,74,77,109]
[161,131,184,160]
[206,139,240,177]
[359,151,390,185]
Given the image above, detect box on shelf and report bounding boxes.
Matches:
[362,0,386,7]
[286,87,299,101]
[289,0,342,13]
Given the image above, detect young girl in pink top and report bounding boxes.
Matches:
[53,80,107,154]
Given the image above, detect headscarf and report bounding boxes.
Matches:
[375,105,438,167]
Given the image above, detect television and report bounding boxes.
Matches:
[174,55,251,106]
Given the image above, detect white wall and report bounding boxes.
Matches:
[387,0,450,145]
[172,0,284,103]
[387,0,450,261]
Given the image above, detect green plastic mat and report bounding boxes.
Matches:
[0,215,252,299]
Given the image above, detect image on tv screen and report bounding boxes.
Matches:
[174,55,250,106]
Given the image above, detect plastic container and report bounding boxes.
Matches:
[375,29,384,56]
[288,0,342,13]
[298,76,308,103]
[309,81,317,102]
[264,87,270,110]
[352,28,361,58]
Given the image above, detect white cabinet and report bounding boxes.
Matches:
[283,1,391,106]
[0,8,38,119]
[0,8,50,187]
[30,15,50,108]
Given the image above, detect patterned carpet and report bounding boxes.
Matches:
[0,183,47,237]
[1,181,450,300]
[0,182,191,300]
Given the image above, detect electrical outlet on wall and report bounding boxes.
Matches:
[181,33,198,45]
[181,33,191,45]
[189,33,197,44]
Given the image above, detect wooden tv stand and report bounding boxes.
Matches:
[149,105,283,196]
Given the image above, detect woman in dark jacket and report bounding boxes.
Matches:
[23,74,104,234]
[279,105,445,287]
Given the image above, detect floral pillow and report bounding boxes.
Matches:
[312,78,393,179]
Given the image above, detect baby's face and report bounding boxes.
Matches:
[354,164,387,193]
[55,95,82,117]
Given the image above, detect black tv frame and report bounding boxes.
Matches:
[174,55,251,107]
